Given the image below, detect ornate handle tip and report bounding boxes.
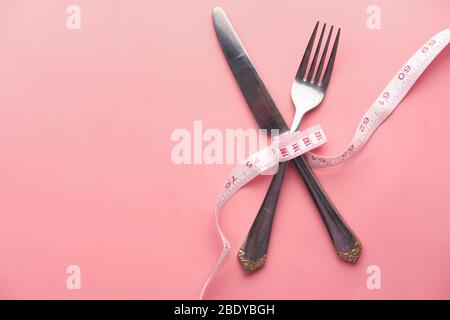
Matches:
[337,240,362,263]
[238,246,267,273]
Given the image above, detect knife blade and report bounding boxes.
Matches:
[212,7,287,132]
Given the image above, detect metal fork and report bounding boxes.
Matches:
[238,22,361,273]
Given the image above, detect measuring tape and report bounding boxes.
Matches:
[200,28,450,299]
[304,29,450,168]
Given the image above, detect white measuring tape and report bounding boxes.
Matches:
[200,28,450,299]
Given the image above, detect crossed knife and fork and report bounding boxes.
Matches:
[212,7,361,273]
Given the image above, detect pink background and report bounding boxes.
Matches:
[0,0,449,299]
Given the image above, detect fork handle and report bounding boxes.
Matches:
[291,156,361,263]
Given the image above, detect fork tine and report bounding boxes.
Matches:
[295,21,319,80]
[306,23,326,82]
[314,25,333,84]
[320,27,340,90]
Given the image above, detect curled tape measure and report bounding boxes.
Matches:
[200,29,450,299]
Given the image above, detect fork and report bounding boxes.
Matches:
[238,22,361,273]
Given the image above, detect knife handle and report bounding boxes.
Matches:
[291,156,361,263]
[238,162,288,273]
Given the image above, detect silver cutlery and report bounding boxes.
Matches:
[212,7,361,273]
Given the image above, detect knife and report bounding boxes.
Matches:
[212,7,361,270]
